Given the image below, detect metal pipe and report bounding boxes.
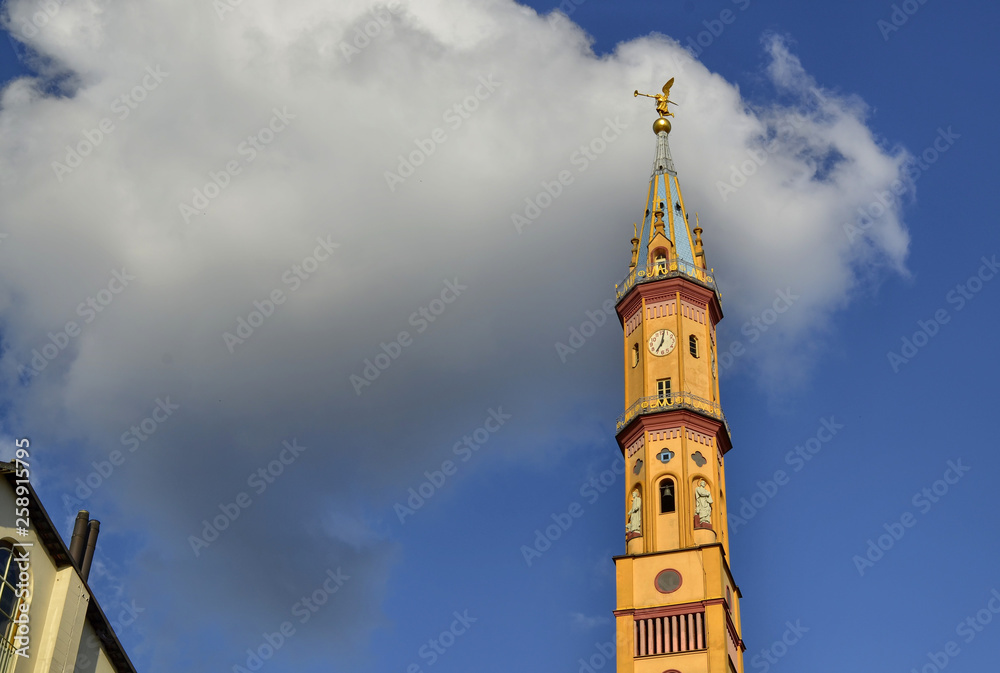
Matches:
[80,519,101,581]
[69,511,90,567]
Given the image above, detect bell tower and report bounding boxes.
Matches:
[614,80,746,673]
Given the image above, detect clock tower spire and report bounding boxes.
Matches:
[614,80,746,673]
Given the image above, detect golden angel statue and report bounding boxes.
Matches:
[634,77,677,118]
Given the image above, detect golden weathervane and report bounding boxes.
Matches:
[634,77,677,118]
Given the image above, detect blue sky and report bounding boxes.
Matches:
[1,1,998,672]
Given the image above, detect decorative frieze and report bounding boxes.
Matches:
[686,428,714,448]
[626,435,645,458]
[625,305,643,336]
[680,299,707,324]
[646,299,676,320]
[648,428,681,442]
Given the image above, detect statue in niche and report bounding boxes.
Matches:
[694,479,713,528]
[625,488,642,540]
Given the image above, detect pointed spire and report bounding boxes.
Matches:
[693,212,706,268]
[629,223,640,271]
[653,202,666,237]
[634,113,697,271]
[618,77,720,303]
[652,130,676,175]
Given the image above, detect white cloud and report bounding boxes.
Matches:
[0,0,910,668]
[0,434,16,462]
[570,611,610,631]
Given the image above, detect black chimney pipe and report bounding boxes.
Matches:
[80,519,100,582]
[69,511,90,568]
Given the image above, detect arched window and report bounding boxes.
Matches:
[0,541,24,662]
[689,335,698,358]
[659,478,676,514]
[631,343,639,368]
[651,248,669,273]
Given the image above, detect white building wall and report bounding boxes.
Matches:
[0,479,129,673]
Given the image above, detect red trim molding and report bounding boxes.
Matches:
[725,610,746,652]
[614,597,730,621]
[617,275,723,326]
[616,602,705,620]
[616,409,732,455]
[616,290,644,326]
[614,599,745,653]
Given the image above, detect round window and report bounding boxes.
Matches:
[654,569,682,594]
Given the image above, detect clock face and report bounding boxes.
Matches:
[647,329,676,356]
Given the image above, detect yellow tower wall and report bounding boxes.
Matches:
[614,273,742,672]
[613,118,743,673]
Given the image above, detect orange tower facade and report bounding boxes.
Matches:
[612,92,745,673]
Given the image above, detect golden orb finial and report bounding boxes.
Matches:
[635,77,677,134]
